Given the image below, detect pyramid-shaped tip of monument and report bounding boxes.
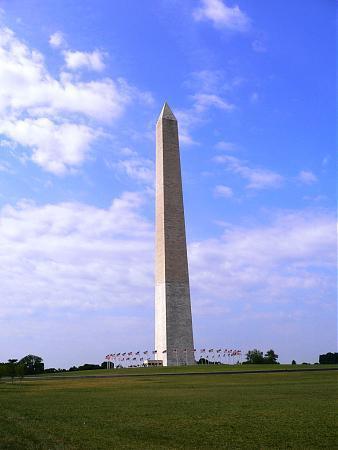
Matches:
[157,102,177,122]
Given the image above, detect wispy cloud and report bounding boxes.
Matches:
[0,192,153,317]
[190,209,336,320]
[0,195,334,364]
[214,184,233,198]
[108,148,155,185]
[215,141,238,152]
[193,0,251,32]
[49,31,66,48]
[297,170,317,185]
[214,155,284,190]
[193,93,235,112]
[0,118,97,175]
[175,93,234,146]
[0,26,153,174]
[63,50,106,72]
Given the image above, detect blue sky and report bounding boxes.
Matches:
[0,0,335,367]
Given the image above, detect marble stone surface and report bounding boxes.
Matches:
[155,102,195,366]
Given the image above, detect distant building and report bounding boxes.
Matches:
[144,359,163,367]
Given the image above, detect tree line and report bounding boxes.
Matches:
[1,351,336,381]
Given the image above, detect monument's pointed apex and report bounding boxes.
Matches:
[158,102,176,121]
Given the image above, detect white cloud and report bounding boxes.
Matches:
[215,141,237,152]
[185,70,223,92]
[0,197,334,365]
[214,184,233,198]
[49,31,66,48]
[111,149,154,185]
[189,209,336,308]
[0,118,97,174]
[193,0,250,32]
[63,50,106,72]
[1,197,334,315]
[215,155,284,190]
[0,192,153,317]
[0,191,335,364]
[193,93,235,112]
[175,92,234,146]
[297,170,317,185]
[0,26,153,174]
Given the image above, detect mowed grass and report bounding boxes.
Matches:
[39,363,338,377]
[0,371,336,449]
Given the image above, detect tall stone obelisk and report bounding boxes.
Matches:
[155,102,195,366]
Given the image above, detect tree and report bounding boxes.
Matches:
[19,355,44,375]
[245,349,264,364]
[77,363,101,371]
[15,364,25,381]
[292,360,296,365]
[0,363,5,381]
[264,349,279,364]
[319,352,338,364]
[7,359,18,383]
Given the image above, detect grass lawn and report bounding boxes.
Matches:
[39,363,337,377]
[0,370,336,449]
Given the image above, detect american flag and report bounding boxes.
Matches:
[135,351,140,355]
[144,351,148,355]
[128,352,133,356]
[200,348,206,352]
[162,350,167,353]
[209,349,214,352]
[122,352,126,356]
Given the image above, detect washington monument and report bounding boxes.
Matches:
[155,102,195,366]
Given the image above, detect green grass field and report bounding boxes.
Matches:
[1,369,336,449]
[39,363,337,377]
